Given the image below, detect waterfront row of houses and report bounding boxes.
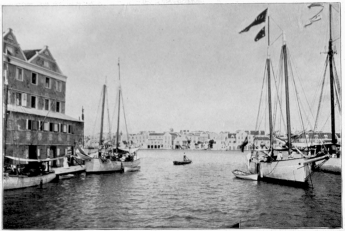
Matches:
[86,129,340,151]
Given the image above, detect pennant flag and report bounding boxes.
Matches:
[305,3,324,27]
[254,27,265,41]
[308,3,323,8]
[239,9,268,34]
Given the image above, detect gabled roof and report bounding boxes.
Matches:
[26,46,63,74]
[23,49,41,60]
[3,28,27,61]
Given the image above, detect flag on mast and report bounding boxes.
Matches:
[239,8,268,34]
[254,27,266,42]
[304,3,324,27]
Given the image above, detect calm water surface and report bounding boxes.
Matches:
[3,150,342,229]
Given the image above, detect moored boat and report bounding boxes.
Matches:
[85,60,140,173]
[240,8,329,185]
[3,156,61,190]
[232,169,258,181]
[173,160,192,165]
[3,172,56,190]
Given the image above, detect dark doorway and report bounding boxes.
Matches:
[28,145,37,168]
[50,146,57,167]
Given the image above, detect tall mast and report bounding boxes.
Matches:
[282,34,291,154]
[328,4,336,149]
[115,59,121,151]
[99,84,106,146]
[267,13,274,153]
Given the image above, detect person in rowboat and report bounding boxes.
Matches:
[183,154,189,161]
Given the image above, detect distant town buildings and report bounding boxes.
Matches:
[85,129,338,151]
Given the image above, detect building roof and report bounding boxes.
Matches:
[7,104,81,122]
[23,49,41,60]
[149,133,165,136]
[255,136,270,140]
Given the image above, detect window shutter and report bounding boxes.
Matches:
[44,122,49,131]
[32,121,38,130]
[26,119,29,130]
[50,100,55,112]
[37,148,40,157]
[22,93,27,106]
[54,123,58,132]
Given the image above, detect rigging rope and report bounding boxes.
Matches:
[272,53,286,133]
[313,58,328,131]
[287,47,315,129]
[120,91,130,146]
[255,61,268,132]
[91,86,104,144]
[106,89,112,141]
[332,58,341,113]
[287,47,311,134]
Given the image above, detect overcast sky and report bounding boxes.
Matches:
[3,2,341,136]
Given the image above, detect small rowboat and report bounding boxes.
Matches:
[173,160,192,165]
[232,169,258,181]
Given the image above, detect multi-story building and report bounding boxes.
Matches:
[3,28,84,168]
[227,133,237,150]
[147,132,165,149]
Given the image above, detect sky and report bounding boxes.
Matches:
[2,1,342,136]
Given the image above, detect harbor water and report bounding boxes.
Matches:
[3,150,341,229]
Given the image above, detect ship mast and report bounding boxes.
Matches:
[328,4,336,152]
[266,13,274,154]
[115,59,121,152]
[282,34,292,154]
[99,84,106,146]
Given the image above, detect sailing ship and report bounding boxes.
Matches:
[85,61,140,173]
[3,72,58,190]
[240,8,330,184]
[311,4,341,173]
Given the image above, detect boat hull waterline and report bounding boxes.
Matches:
[232,169,258,181]
[3,173,56,190]
[85,158,141,173]
[173,160,192,165]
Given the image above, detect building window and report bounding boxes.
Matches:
[56,101,60,112]
[26,119,32,130]
[31,96,36,108]
[16,68,23,81]
[6,45,14,55]
[54,123,59,132]
[16,93,22,106]
[49,123,54,132]
[39,121,43,131]
[44,122,49,131]
[68,125,74,134]
[55,81,62,92]
[45,77,51,89]
[62,124,67,133]
[31,73,37,85]
[43,60,49,68]
[44,99,50,110]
